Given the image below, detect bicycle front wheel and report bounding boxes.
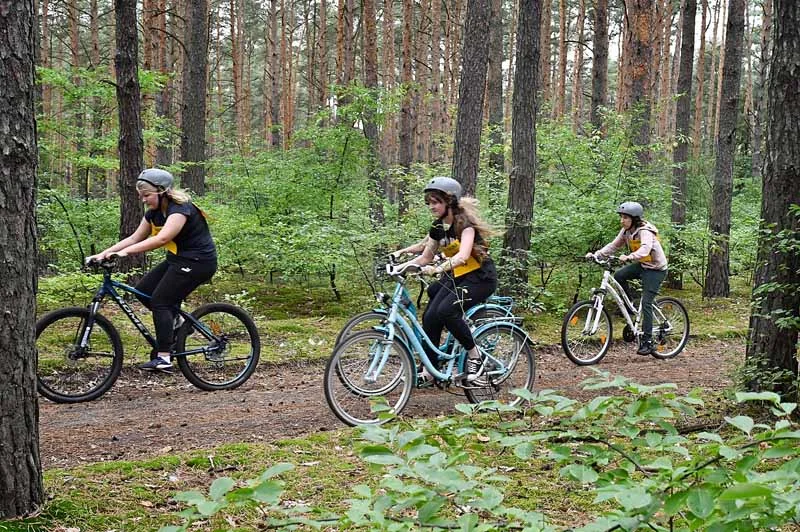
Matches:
[464,324,535,406]
[324,330,415,426]
[36,307,123,403]
[175,303,261,391]
[650,297,690,359]
[335,309,409,347]
[561,300,613,365]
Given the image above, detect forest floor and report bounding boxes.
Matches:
[39,336,744,470]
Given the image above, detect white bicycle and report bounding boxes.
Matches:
[561,255,689,365]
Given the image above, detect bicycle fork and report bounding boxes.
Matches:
[77,302,102,350]
[583,294,605,335]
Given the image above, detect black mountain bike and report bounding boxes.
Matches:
[36,258,260,403]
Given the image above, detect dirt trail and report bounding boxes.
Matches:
[39,338,744,469]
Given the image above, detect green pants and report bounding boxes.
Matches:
[614,262,667,341]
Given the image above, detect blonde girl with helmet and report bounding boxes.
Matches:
[397,176,498,383]
[587,201,668,356]
[86,168,217,371]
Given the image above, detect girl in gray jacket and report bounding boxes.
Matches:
[588,201,668,356]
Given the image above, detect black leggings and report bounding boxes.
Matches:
[135,259,217,351]
[422,273,497,355]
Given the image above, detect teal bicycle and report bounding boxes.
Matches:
[324,261,536,426]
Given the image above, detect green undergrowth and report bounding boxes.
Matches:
[36,271,752,363]
[13,375,800,531]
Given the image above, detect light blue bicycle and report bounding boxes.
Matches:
[324,262,536,426]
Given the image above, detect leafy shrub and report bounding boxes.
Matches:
[160,373,800,531]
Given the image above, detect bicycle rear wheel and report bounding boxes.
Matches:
[36,307,123,403]
[561,300,613,365]
[175,303,260,391]
[650,297,690,359]
[324,330,415,426]
[464,324,535,405]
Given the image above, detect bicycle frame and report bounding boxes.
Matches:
[83,268,217,358]
[366,271,524,384]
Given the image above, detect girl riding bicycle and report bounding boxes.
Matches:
[86,168,217,371]
[587,201,667,356]
[395,176,498,382]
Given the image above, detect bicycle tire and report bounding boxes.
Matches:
[335,309,410,346]
[561,300,613,365]
[36,307,124,403]
[324,330,415,426]
[650,297,690,359]
[464,323,535,406]
[175,303,261,391]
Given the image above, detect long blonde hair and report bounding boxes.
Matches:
[136,181,192,208]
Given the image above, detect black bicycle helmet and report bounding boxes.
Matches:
[616,201,644,218]
[423,176,462,201]
[137,168,174,191]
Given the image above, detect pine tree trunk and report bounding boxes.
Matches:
[590,0,609,131]
[380,0,397,165]
[667,0,696,290]
[746,0,800,398]
[414,0,431,162]
[621,0,655,166]
[503,0,539,292]
[656,0,673,138]
[270,0,283,147]
[179,0,209,194]
[692,0,707,158]
[452,0,491,196]
[705,0,721,153]
[397,0,414,213]
[703,0,745,298]
[115,0,145,268]
[363,0,384,225]
[712,0,728,148]
[554,0,567,118]
[0,0,44,517]
[487,0,504,172]
[751,0,771,179]
[317,0,329,115]
[155,0,172,166]
[429,0,443,162]
[539,0,552,105]
[571,0,585,131]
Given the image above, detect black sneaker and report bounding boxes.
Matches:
[636,339,654,356]
[139,357,173,371]
[465,357,486,382]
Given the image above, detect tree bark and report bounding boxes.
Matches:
[692,0,708,158]
[0,0,44,517]
[751,0,771,179]
[621,0,655,166]
[571,0,586,131]
[539,0,552,106]
[554,0,567,118]
[667,0,696,290]
[745,0,800,399]
[590,0,609,131]
[180,0,209,194]
[503,0,539,292]
[363,0,384,225]
[115,0,145,275]
[452,0,491,196]
[380,0,397,165]
[397,0,414,213]
[703,0,745,298]
[487,0,505,172]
